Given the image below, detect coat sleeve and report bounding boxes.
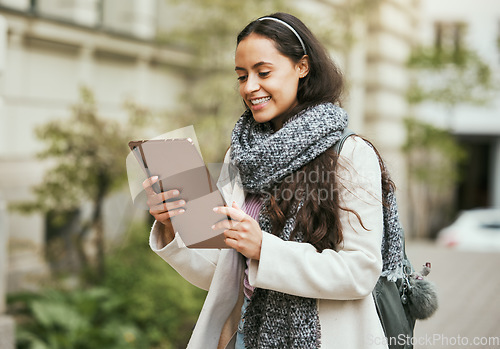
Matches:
[150,220,221,291]
[247,136,384,300]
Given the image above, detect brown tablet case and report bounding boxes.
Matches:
[128,139,229,248]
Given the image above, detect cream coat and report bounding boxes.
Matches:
[149,136,389,349]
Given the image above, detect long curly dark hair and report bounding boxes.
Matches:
[236,13,394,252]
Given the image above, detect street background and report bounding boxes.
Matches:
[408,241,500,349]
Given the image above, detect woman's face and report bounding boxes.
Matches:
[235,33,309,130]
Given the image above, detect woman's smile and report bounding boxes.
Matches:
[249,96,271,110]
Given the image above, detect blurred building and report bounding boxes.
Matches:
[0,0,193,283]
[417,0,500,210]
[0,1,192,346]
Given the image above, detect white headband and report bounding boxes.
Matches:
[258,17,307,56]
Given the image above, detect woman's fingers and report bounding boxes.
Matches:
[212,218,240,231]
[142,176,186,226]
[149,197,186,224]
[212,202,262,260]
[221,218,262,260]
[142,177,181,207]
[149,199,186,213]
[142,176,159,196]
[212,204,247,222]
[147,190,181,207]
[150,207,185,221]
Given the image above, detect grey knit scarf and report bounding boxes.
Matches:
[230,103,404,349]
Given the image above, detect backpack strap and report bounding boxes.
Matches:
[334,129,414,273]
[334,128,356,154]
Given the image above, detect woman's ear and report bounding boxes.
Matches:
[297,55,310,78]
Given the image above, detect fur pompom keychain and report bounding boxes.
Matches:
[406,262,439,319]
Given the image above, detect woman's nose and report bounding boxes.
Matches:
[243,74,260,94]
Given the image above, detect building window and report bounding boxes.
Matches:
[35,0,100,27]
[434,21,467,54]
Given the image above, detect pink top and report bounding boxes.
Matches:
[241,193,263,299]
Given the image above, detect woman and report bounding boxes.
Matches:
[144,12,400,349]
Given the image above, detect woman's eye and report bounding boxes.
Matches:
[237,75,247,82]
[259,72,270,78]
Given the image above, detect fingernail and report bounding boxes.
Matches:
[173,190,179,195]
[179,200,185,205]
[211,224,215,229]
[213,207,218,212]
[152,176,158,181]
[179,209,185,214]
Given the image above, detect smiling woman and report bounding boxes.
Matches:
[234,35,309,129]
[143,12,404,349]
[234,15,343,130]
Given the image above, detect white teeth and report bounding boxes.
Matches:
[251,97,271,105]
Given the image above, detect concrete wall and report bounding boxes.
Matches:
[0,12,15,349]
[0,197,15,349]
[0,316,14,349]
[362,0,420,227]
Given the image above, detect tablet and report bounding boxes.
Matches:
[128,139,229,249]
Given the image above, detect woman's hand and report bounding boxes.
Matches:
[142,176,186,247]
[212,202,262,260]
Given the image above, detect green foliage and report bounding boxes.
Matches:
[402,117,468,237]
[10,288,145,349]
[9,86,155,281]
[12,87,140,214]
[407,46,497,107]
[163,0,288,57]
[402,118,466,188]
[404,42,496,237]
[103,221,206,347]
[9,221,206,349]
[309,0,381,53]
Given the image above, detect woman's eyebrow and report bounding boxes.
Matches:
[235,61,273,71]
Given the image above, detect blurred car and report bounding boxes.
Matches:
[436,208,500,252]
